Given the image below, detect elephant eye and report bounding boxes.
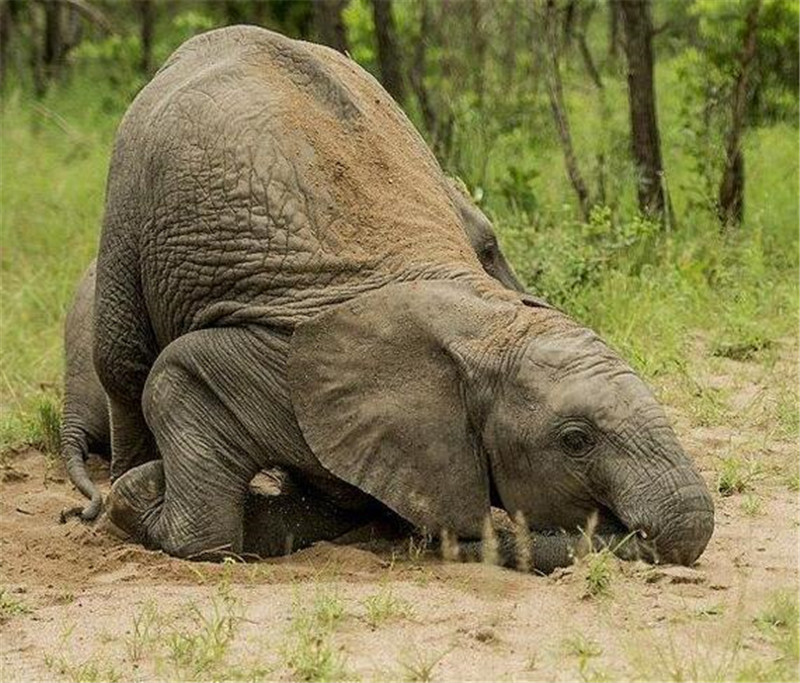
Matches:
[560,425,595,457]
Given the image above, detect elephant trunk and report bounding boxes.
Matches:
[612,463,715,567]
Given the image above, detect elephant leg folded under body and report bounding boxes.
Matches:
[107,460,381,560]
[107,325,381,560]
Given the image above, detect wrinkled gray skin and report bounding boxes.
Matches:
[94,27,713,571]
[61,261,109,521]
[60,181,523,522]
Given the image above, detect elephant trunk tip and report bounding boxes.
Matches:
[646,506,715,567]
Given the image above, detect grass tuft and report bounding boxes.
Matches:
[583,549,615,598]
[0,588,32,621]
[717,455,762,496]
[363,585,414,627]
[283,588,349,682]
[397,647,448,682]
[740,494,763,517]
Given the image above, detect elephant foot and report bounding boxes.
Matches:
[106,460,165,548]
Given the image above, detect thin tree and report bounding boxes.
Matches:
[314,0,349,54]
[469,0,487,107]
[619,0,667,221]
[541,0,591,220]
[42,0,64,78]
[574,0,602,90]
[137,0,154,75]
[408,0,452,158]
[607,0,620,59]
[370,0,405,104]
[718,0,760,229]
[0,0,11,89]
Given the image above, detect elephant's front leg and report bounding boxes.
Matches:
[108,329,269,558]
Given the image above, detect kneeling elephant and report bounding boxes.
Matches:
[90,26,713,572]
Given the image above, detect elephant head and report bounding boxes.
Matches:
[446,178,525,293]
[289,281,714,567]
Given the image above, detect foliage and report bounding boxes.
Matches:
[717,455,762,496]
[690,0,799,123]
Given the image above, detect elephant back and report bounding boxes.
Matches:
[100,26,502,348]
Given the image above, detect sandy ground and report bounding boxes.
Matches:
[1,347,798,681]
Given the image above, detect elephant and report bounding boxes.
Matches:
[60,260,110,521]
[59,181,523,522]
[93,26,713,571]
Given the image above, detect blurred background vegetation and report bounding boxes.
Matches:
[1,0,798,447]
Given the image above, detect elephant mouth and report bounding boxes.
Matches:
[594,505,630,535]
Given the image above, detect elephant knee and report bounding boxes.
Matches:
[106,460,165,546]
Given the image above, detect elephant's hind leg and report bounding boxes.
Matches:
[106,459,165,547]
[94,245,160,481]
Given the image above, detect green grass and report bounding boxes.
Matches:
[583,548,615,598]
[397,647,449,683]
[282,587,350,682]
[740,494,763,517]
[44,583,271,682]
[0,587,32,621]
[563,633,607,681]
[716,455,763,497]
[624,587,800,682]
[362,585,414,627]
[44,652,121,683]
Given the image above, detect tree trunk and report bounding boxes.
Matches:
[43,0,63,77]
[314,0,349,54]
[137,0,154,75]
[409,0,435,134]
[576,2,602,89]
[223,0,244,24]
[409,0,451,159]
[469,0,486,107]
[542,0,591,220]
[608,0,620,59]
[718,0,760,229]
[30,1,46,97]
[619,0,667,221]
[370,0,405,104]
[0,0,11,89]
[502,0,519,89]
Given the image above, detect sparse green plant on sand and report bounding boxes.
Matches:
[45,652,121,683]
[0,588,32,621]
[583,548,615,598]
[397,647,449,682]
[741,493,763,516]
[717,455,762,496]
[125,600,160,663]
[163,586,242,679]
[283,588,349,682]
[363,585,414,627]
[563,633,604,681]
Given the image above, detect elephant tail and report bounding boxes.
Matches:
[59,420,103,522]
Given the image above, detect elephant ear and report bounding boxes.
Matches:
[288,281,493,538]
